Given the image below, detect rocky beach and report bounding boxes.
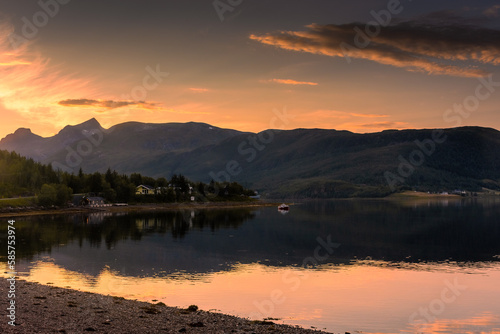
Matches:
[1,278,331,334]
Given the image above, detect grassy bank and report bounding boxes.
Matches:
[0,197,36,209]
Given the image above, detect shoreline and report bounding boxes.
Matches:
[3,191,497,219]
[386,190,463,199]
[0,201,288,219]
[0,278,331,333]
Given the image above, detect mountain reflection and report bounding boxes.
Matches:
[2,208,254,259]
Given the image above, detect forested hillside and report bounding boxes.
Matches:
[0,150,255,206]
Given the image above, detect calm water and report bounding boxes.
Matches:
[2,198,500,333]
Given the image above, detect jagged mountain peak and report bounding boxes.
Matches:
[59,118,103,133]
[80,117,101,128]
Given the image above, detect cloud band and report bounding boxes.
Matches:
[250,19,500,78]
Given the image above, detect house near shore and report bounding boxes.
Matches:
[136,184,194,195]
[136,185,155,195]
[81,196,107,207]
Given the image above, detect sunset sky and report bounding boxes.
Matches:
[0,0,500,138]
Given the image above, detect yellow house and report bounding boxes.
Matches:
[136,185,155,195]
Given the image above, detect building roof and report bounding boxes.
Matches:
[137,185,155,190]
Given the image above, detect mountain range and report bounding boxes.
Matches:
[1,118,500,197]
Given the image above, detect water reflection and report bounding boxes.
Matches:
[2,199,499,273]
[401,312,500,334]
[3,260,499,334]
[1,198,500,333]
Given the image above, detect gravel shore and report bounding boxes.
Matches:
[1,279,332,334]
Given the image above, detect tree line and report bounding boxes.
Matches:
[0,150,256,206]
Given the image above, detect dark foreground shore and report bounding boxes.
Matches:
[1,279,331,334]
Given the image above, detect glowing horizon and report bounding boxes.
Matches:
[1,1,499,139]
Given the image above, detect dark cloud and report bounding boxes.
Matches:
[484,5,500,18]
[58,99,159,110]
[404,10,489,26]
[250,17,500,77]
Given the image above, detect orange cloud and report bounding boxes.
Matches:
[269,78,318,86]
[250,19,500,78]
[358,121,408,129]
[188,87,210,93]
[0,22,96,131]
[299,110,388,120]
[0,60,31,66]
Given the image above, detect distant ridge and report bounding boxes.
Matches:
[1,119,499,197]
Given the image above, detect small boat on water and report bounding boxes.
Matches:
[278,203,289,211]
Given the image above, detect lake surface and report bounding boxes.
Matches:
[2,198,500,333]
